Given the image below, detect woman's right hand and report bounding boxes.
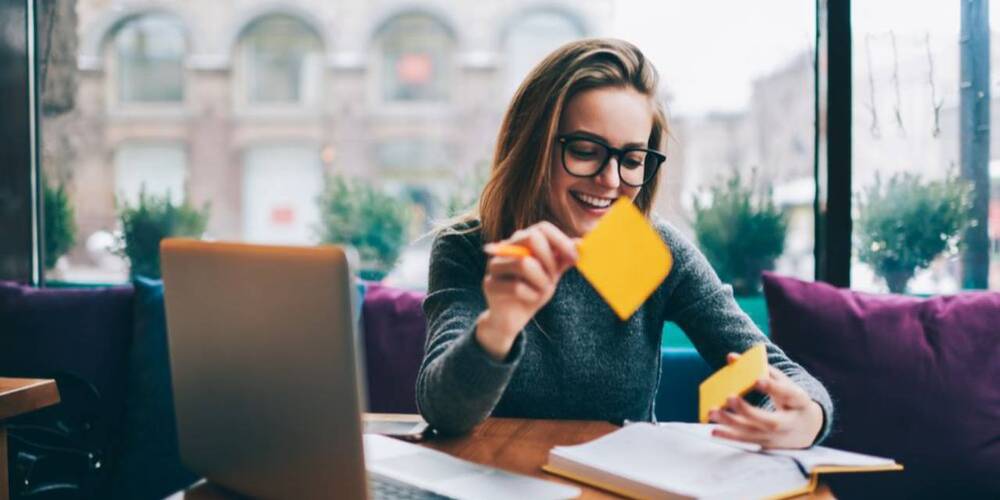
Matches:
[475,221,579,361]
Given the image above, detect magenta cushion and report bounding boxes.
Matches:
[361,283,427,413]
[762,273,1000,498]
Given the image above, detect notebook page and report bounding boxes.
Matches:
[549,423,808,498]
[659,422,898,471]
[657,422,763,452]
[765,445,898,471]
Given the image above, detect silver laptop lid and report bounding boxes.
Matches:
[161,239,367,500]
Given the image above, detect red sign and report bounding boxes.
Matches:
[271,206,295,226]
[396,53,433,85]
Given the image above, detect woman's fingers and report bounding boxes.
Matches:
[728,396,783,432]
[524,229,558,278]
[726,352,740,365]
[482,273,541,304]
[534,221,579,270]
[706,370,821,450]
[708,394,793,446]
[710,406,766,434]
[756,368,810,409]
[710,424,768,445]
[494,222,578,278]
[710,397,778,433]
[487,256,549,294]
[498,224,577,275]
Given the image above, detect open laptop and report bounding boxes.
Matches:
[160,239,579,500]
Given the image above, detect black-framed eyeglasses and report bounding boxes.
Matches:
[556,134,666,187]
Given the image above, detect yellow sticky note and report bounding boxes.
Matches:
[575,197,672,321]
[699,344,769,423]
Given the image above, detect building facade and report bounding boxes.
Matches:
[44,0,613,279]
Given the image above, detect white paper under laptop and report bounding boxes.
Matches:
[365,434,580,500]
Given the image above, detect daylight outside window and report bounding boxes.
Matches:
[850,0,999,293]
[41,0,821,301]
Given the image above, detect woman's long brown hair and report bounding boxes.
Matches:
[475,38,669,243]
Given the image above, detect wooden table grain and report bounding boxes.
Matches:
[175,417,833,499]
[421,418,621,499]
[0,378,61,500]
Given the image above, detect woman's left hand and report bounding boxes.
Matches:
[707,352,824,449]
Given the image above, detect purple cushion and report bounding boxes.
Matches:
[361,283,427,413]
[763,273,1000,498]
[0,281,134,447]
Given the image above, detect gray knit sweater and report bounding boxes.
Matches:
[416,219,833,443]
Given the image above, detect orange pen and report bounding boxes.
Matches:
[483,243,532,258]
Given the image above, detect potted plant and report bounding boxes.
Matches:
[43,182,77,271]
[856,172,974,293]
[316,174,410,281]
[116,190,210,279]
[693,170,787,295]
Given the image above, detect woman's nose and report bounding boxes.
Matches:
[595,157,621,189]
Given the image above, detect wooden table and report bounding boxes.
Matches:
[0,378,61,500]
[176,417,833,499]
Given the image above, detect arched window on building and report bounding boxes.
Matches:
[237,15,324,106]
[375,13,455,103]
[112,13,186,103]
[503,10,584,98]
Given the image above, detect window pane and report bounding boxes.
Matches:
[378,14,454,102]
[851,0,998,292]
[114,144,187,206]
[243,146,323,244]
[39,1,816,295]
[115,14,184,103]
[615,0,816,291]
[240,15,323,104]
[503,11,583,97]
[375,140,452,171]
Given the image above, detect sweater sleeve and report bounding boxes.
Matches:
[415,227,525,435]
[659,223,834,444]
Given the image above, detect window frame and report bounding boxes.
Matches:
[5,0,856,287]
[0,0,40,283]
[816,0,853,287]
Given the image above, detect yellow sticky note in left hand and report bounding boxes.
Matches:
[575,198,672,321]
[699,344,769,423]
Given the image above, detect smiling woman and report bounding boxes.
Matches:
[416,38,832,451]
[476,41,668,244]
[547,87,665,237]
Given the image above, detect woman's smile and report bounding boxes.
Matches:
[569,190,615,213]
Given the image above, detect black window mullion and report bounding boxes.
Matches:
[0,0,40,284]
[816,0,852,287]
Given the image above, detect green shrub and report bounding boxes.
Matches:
[43,182,77,270]
[316,174,410,280]
[856,172,973,293]
[116,190,209,279]
[694,171,787,295]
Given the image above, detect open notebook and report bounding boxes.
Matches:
[543,422,902,499]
